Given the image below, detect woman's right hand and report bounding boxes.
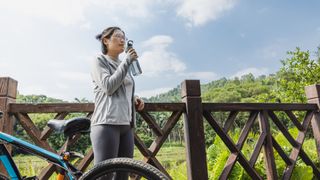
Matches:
[127,48,139,62]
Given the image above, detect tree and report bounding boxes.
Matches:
[277,47,320,103]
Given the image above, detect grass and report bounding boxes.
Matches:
[12,144,186,179]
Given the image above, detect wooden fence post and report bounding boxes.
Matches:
[181,80,208,180]
[305,84,320,160]
[0,77,17,175]
[0,77,17,134]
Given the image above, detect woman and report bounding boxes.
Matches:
[90,27,144,167]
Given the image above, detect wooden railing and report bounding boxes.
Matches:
[1,77,320,179]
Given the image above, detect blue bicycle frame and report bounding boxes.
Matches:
[0,132,75,180]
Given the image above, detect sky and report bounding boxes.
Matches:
[1,0,320,101]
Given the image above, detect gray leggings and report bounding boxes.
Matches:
[90,124,134,165]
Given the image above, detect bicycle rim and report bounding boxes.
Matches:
[80,158,169,180]
[0,173,9,180]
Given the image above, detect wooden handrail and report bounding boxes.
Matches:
[1,77,320,179]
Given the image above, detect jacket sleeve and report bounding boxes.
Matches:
[91,56,131,95]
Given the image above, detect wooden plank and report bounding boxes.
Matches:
[135,132,173,178]
[149,111,182,155]
[305,84,320,100]
[15,113,58,179]
[38,163,56,179]
[285,110,303,131]
[134,133,152,158]
[0,77,17,98]
[259,110,277,180]
[0,98,15,135]
[223,111,239,133]
[305,85,320,162]
[220,153,238,180]
[40,112,69,140]
[203,103,318,111]
[181,80,208,180]
[268,111,298,147]
[203,110,262,179]
[236,111,258,149]
[283,111,313,179]
[143,103,185,112]
[298,150,320,177]
[78,148,94,172]
[9,103,185,113]
[9,103,94,113]
[311,112,320,162]
[181,80,201,98]
[15,113,56,152]
[221,111,258,177]
[237,154,263,180]
[203,111,237,152]
[40,134,82,179]
[139,111,163,136]
[249,132,266,167]
[271,136,292,165]
[268,110,320,177]
[145,156,172,180]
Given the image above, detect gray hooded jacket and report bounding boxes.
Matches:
[91,54,135,127]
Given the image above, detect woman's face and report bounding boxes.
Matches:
[104,29,126,55]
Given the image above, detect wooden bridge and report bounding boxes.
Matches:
[1,77,320,179]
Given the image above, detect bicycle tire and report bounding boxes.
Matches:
[0,173,9,180]
[79,158,169,180]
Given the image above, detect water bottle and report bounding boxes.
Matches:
[126,40,142,76]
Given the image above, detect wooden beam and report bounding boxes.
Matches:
[181,80,208,180]
[305,84,320,162]
[203,103,317,111]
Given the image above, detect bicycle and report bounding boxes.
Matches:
[0,111,169,180]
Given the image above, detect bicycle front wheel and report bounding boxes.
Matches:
[0,173,9,180]
[80,158,169,180]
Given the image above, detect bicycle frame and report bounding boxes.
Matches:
[0,132,76,180]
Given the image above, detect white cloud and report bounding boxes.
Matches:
[139,35,187,77]
[231,67,269,78]
[19,83,54,97]
[137,87,173,98]
[176,0,237,27]
[142,35,173,49]
[58,71,91,82]
[0,0,154,26]
[139,35,218,80]
[258,40,288,60]
[0,0,89,26]
[180,72,218,82]
[137,35,218,98]
[91,0,153,18]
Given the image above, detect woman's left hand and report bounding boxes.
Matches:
[135,97,145,111]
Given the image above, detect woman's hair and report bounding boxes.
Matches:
[96,26,125,54]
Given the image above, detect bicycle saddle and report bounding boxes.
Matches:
[47,117,91,137]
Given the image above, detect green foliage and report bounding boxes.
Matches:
[14,95,91,154]
[206,128,316,179]
[137,133,154,147]
[12,46,320,179]
[13,155,48,177]
[277,47,320,103]
[202,74,276,103]
[207,131,253,180]
[16,94,66,103]
[291,165,313,180]
[147,86,181,102]
[167,162,187,180]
